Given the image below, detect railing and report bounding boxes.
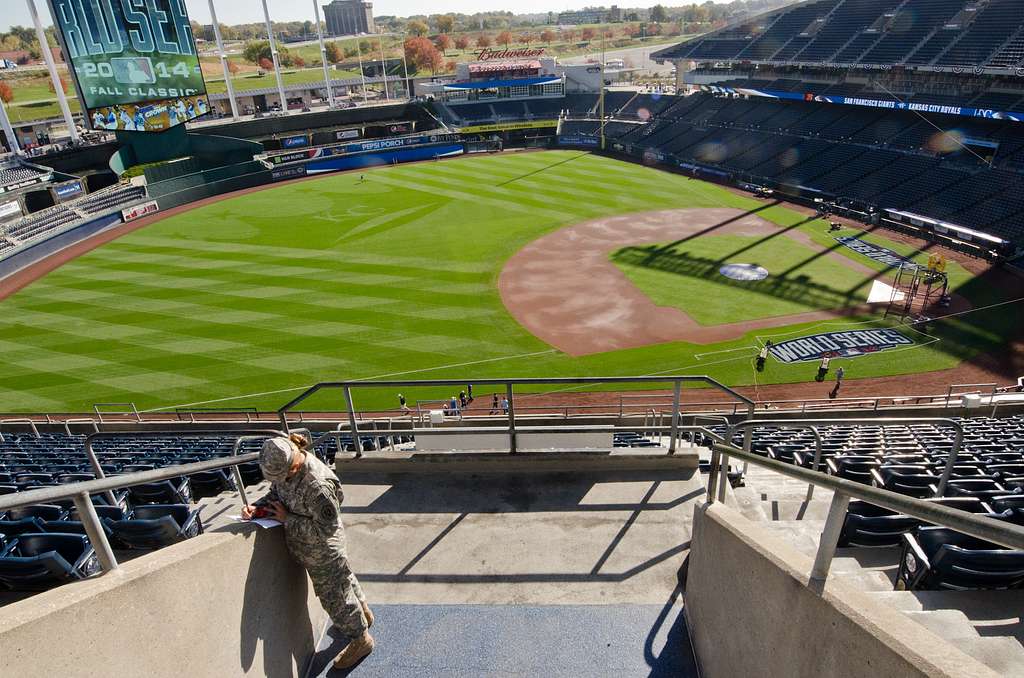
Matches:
[704,436,1024,584]
[276,376,757,455]
[0,429,286,574]
[714,418,965,502]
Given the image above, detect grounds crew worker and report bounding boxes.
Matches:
[243,434,375,669]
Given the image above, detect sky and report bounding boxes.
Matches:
[2,0,710,32]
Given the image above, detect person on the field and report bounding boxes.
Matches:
[244,435,375,669]
[490,393,499,415]
[398,393,408,412]
[756,344,769,372]
[459,390,468,410]
[501,396,510,415]
[816,355,831,382]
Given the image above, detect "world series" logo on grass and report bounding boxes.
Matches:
[769,329,914,364]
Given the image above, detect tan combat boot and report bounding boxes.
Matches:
[361,600,375,628]
[333,632,374,669]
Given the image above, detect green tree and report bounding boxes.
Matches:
[407,20,429,37]
[650,5,669,23]
[436,15,455,33]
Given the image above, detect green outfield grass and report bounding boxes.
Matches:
[0,151,1007,412]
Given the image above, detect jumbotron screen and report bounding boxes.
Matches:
[48,0,210,132]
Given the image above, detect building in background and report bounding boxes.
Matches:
[323,0,375,36]
[557,5,621,25]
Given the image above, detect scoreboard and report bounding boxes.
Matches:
[48,0,210,132]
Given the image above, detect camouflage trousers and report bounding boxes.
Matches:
[307,553,368,637]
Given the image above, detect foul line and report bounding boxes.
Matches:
[140,349,559,413]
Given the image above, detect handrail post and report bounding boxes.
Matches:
[506,382,517,454]
[806,426,823,502]
[73,491,119,573]
[668,381,682,454]
[344,386,360,458]
[810,492,850,584]
[935,425,964,497]
[84,438,118,507]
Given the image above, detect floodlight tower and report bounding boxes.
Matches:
[28,0,79,142]
[208,0,239,118]
[312,0,336,108]
[261,0,290,113]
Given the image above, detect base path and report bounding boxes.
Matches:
[499,208,877,356]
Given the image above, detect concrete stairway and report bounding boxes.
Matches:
[725,461,1024,676]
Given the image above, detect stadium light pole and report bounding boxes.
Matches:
[378,36,391,101]
[401,38,411,100]
[355,38,368,103]
[27,0,79,143]
[0,98,22,154]
[312,0,335,108]
[261,0,289,114]
[208,0,239,119]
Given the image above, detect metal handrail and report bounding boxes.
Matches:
[706,439,1024,583]
[719,418,964,498]
[1,418,40,439]
[63,418,99,436]
[277,376,756,455]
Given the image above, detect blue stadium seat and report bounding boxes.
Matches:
[6,504,68,522]
[128,478,191,505]
[108,504,203,549]
[0,517,48,537]
[897,526,1024,590]
[187,469,235,499]
[0,533,101,590]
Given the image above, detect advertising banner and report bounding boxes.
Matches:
[282,135,309,149]
[460,120,559,134]
[0,200,22,221]
[557,135,600,147]
[701,84,1024,123]
[271,165,308,181]
[121,200,159,222]
[53,180,84,202]
[769,329,915,364]
[336,128,361,140]
[49,0,209,132]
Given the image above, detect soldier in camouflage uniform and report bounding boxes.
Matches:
[244,434,375,669]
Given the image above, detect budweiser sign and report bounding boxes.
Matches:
[475,47,545,61]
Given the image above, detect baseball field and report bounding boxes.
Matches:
[0,151,1015,413]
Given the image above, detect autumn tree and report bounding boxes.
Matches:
[496,30,513,47]
[435,33,452,53]
[454,35,470,51]
[291,55,305,67]
[325,41,342,63]
[476,33,492,48]
[404,36,443,74]
[581,27,596,41]
[519,33,534,45]
[540,29,555,44]
[259,57,274,71]
[0,81,13,104]
[48,75,67,93]
[227,60,240,74]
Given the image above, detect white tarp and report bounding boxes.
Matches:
[867,279,905,304]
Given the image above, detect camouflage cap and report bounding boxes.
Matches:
[259,437,294,483]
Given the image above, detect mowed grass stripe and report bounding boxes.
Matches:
[0,151,985,412]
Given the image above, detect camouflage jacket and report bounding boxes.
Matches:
[257,454,347,566]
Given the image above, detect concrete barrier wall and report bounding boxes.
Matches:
[0,524,328,678]
[685,502,999,678]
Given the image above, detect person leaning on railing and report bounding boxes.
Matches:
[242,433,375,669]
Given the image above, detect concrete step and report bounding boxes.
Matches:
[757,499,834,521]
[902,609,980,640]
[728,486,769,522]
[952,636,1024,678]
[829,569,894,592]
